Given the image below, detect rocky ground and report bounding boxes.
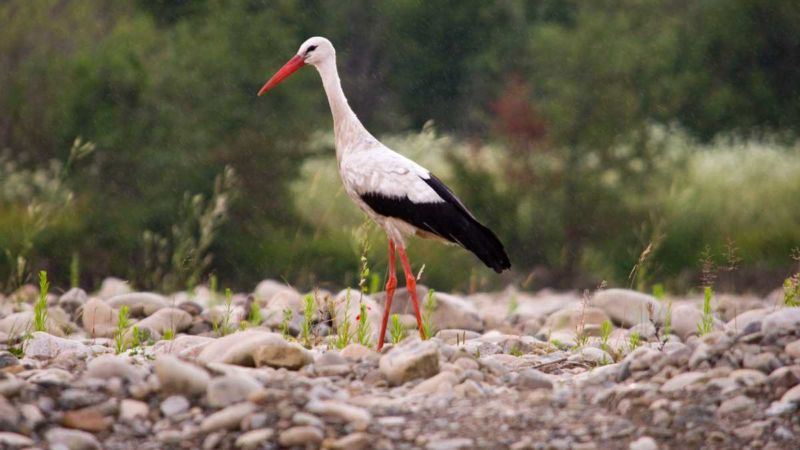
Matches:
[1,278,799,450]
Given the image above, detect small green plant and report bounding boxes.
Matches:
[785,276,800,307]
[301,294,314,348]
[115,305,131,354]
[509,344,524,357]
[369,273,381,295]
[70,252,80,289]
[355,302,372,347]
[280,308,293,339]
[652,283,665,300]
[33,271,49,332]
[212,288,234,337]
[162,327,175,340]
[209,274,218,299]
[389,314,405,345]
[422,288,436,339]
[697,286,715,335]
[600,319,613,353]
[628,330,641,351]
[334,288,353,349]
[598,354,611,366]
[249,301,263,327]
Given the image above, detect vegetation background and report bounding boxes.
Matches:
[1,0,799,295]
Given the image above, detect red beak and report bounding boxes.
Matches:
[257,55,305,96]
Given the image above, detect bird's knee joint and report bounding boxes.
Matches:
[386,276,398,290]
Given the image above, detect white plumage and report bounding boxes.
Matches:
[258,36,510,350]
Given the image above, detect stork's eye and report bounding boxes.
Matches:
[306,45,318,54]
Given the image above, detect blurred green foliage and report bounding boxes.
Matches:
[1,0,799,293]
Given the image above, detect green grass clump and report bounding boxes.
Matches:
[784,276,799,307]
[389,314,405,345]
[249,301,263,327]
[422,289,436,339]
[114,305,131,354]
[697,286,715,335]
[33,271,49,332]
[280,308,293,340]
[628,330,641,351]
[162,327,175,340]
[212,288,234,337]
[301,294,314,348]
[356,302,372,347]
[600,319,613,354]
[334,289,353,349]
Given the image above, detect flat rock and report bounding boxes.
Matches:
[252,336,312,370]
[340,343,379,362]
[106,292,169,316]
[541,306,610,334]
[85,354,145,383]
[306,400,372,429]
[153,335,214,357]
[235,428,275,449]
[198,330,285,366]
[717,395,756,416]
[200,402,256,432]
[0,311,64,337]
[135,307,192,336]
[24,332,91,360]
[279,426,323,447]
[726,308,770,333]
[515,368,554,390]
[207,373,263,407]
[119,399,149,420]
[379,339,440,385]
[629,436,658,450]
[0,432,34,448]
[328,432,371,450]
[154,355,210,395]
[762,308,800,339]
[409,371,458,396]
[660,371,707,392]
[45,427,102,450]
[62,408,110,432]
[592,289,662,327]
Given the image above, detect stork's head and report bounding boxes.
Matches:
[257,36,334,96]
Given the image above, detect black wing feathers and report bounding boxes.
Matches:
[359,174,511,273]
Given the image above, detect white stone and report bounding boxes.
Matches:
[24,332,91,360]
[85,355,145,383]
[207,374,262,407]
[629,436,658,450]
[0,432,34,448]
[200,402,256,432]
[235,428,274,449]
[106,292,169,316]
[379,339,439,385]
[45,427,102,450]
[762,308,800,339]
[660,371,707,392]
[593,289,662,327]
[119,399,149,420]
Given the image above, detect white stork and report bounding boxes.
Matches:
[258,36,510,350]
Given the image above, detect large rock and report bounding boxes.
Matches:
[593,289,662,327]
[153,335,214,358]
[81,298,118,338]
[135,307,192,336]
[726,308,770,333]
[24,332,91,360]
[45,427,102,450]
[377,287,483,332]
[715,294,767,322]
[252,337,312,370]
[106,292,169,316]
[379,339,439,385]
[85,355,146,383]
[198,330,293,366]
[154,355,210,395]
[762,308,800,340]
[0,432,34,449]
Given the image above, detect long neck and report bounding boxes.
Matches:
[315,58,373,160]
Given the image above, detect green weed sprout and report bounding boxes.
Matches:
[162,327,175,340]
[422,289,436,339]
[509,344,524,357]
[249,301,263,327]
[334,289,353,349]
[209,274,218,298]
[389,314,405,345]
[212,288,234,336]
[600,319,613,353]
[356,302,372,347]
[280,308,293,339]
[70,252,80,289]
[33,271,49,332]
[301,294,314,348]
[697,286,714,335]
[115,305,131,354]
[369,273,381,295]
[784,276,799,307]
[628,330,641,351]
[652,283,665,300]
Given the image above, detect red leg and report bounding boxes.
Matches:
[377,240,397,351]
[398,246,426,340]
